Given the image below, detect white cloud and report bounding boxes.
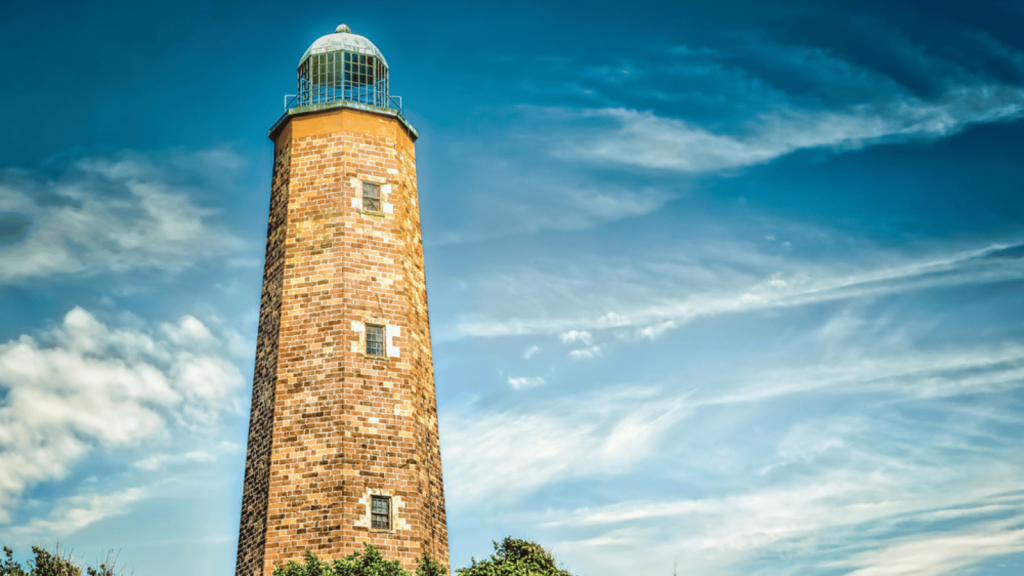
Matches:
[637,320,676,340]
[507,376,546,390]
[162,316,216,348]
[560,330,593,345]
[0,308,244,522]
[569,346,603,359]
[523,345,540,359]
[0,150,246,282]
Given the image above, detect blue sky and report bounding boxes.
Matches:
[2,1,1024,575]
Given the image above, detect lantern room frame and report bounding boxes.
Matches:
[297,49,389,109]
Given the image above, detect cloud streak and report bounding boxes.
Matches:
[441,388,689,508]
[450,241,1024,340]
[9,488,147,539]
[0,150,246,282]
[839,523,1024,576]
[552,83,1024,172]
[443,327,1024,574]
[535,28,1024,175]
[553,488,1024,576]
[541,396,1024,576]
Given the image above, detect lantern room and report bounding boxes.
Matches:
[294,24,394,110]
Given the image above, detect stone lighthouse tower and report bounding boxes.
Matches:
[235,24,448,576]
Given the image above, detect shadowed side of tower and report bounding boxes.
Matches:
[236,25,448,576]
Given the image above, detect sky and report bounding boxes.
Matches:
[1,1,1024,575]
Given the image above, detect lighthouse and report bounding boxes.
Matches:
[235,24,448,576]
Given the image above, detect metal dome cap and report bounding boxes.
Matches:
[299,24,388,68]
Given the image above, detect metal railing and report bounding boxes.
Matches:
[283,93,403,114]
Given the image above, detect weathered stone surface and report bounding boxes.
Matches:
[236,107,448,576]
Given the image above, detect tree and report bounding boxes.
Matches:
[0,546,118,576]
[455,538,574,576]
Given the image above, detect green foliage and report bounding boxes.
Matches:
[0,546,119,576]
[1,547,28,576]
[272,544,448,576]
[455,538,574,576]
[414,553,447,576]
[23,546,79,576]
[329,544,406,576]
[10,538,573,576]
[272,538,574,576]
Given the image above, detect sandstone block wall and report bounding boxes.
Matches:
[236,107,448,576]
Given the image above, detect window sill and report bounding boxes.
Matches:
[364,354,389,362]
[359,210,387,218]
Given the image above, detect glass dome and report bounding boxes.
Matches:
[295,24,391,109]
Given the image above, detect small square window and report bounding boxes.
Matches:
[362,182,381,212]
[366,324,385,357]
[371,495,391,530]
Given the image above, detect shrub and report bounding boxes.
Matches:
[272,544,447,576]
[414,553,447,576]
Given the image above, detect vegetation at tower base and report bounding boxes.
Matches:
[272,544,447,576]
[1,546,120,576]
[272,539,574,576]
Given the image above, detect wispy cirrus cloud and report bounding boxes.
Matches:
[133,440,241,472]
[0,149,247,282]
[520,24,1024,175]
[836,522,1024,576]
[552,487,1024,576]
[427,168,674,246]
[441,388,689,508]
[540,382,1024,576]
[444,330,1024,551]
[448,240,1024,340]
[548,82,1024,173]
[9,487,147,539]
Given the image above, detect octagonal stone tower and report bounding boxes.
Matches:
[235,24,448,576]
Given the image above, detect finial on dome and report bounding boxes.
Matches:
[336,24,352,34]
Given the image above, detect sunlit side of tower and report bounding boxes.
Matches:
[235,24,448,576]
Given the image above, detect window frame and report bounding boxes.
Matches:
[361,181,382,213]
[370,495,391,531]
[365,323,386,358]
